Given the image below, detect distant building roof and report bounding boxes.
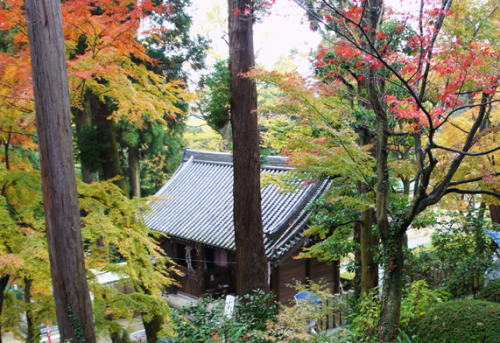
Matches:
[145,149,329,260]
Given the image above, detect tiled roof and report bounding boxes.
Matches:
[145,149,329,260]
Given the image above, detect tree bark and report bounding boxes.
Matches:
[0,274,9,343]
[360,208,375,296]
[228,0,269,296]
[128,146,141,198]
[379,238,404,341]
[24,1,96,342]
[24,278,36,343]
[490,205,500,224]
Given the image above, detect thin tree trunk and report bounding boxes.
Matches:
[24,1,96,342]
[24,278,36,343]
[353,222,362,297]
[0,274,9,343]
[74,93,98,183]
[91,95,128,196]
[228,0,269,296]
[138,285,164,343]
[360,208,375,296]
[379,239,404,341]
[128,146,141,198]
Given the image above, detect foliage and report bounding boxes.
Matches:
[261,281,345,342]
[338,281,448,342]
[477,279,500,304]
[200,59,232,132]
[414,300,500,343]
[405,208,497,298]
[160,290,278,342]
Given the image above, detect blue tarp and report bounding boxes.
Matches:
[294,291,321,305]
[486,230,500,246]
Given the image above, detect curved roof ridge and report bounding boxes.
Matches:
[182,148,294,170]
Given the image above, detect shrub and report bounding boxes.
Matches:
[414,300,500,343]
[159,290,278,343]
[404,208,497,298]
[477,279,500,304]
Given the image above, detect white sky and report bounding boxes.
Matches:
[189,0,323,74]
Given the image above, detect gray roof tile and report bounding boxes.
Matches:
[145,149,329,260]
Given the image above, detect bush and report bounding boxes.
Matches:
[414,300,500,343]
[404,208,497,298]
[477,279,500,304]
[159,290,278,343]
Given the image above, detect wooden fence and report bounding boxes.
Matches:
[405,267,450,287]
[316,290,354,330]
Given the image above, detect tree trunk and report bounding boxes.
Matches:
[352,221,361,297]
[228,0,269,296]
[138,285,164,343]
[24,278,36,343]
[128,146,141,198]
[24,1,96,342]
[0,274,9,343]
[360,208,375,296]
[91,95,128,196]
[378,237,404,341]
[74,93,98,183]
[489,204,500,224]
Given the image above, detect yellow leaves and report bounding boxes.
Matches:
[69,53,195,128]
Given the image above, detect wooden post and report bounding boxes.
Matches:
[271,265,280,302]
[172,239,178,294]
[333,259,341,294]
[196,244,205,297]
[305,258,312,281]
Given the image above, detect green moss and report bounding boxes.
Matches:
[415,300,500,343]
[477,279,500,304]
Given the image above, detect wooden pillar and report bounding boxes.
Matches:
[196,244,205,297]
[305,258,312,281]
[171,239,178,295]
[271,265,280,302]
[333,260,340,294]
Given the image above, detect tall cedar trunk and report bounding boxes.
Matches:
[90,95,128,195]
[0,275,9,343]
[74,92,98,183]
[228,0,269,295]
[24,1,96,342]
[24,278,36,343]
[128,146,141,198]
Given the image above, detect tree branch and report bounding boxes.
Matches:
[448,172,500,187]
[444,188,500,198]
[433,143,500,156]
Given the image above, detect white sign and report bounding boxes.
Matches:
[223,295,236,319]
[130,330,147,342]
[40,326,58,334]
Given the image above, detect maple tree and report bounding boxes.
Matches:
[253,0,500,340]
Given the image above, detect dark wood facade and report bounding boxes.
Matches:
[161,238,340,303]
[161,238,237,298]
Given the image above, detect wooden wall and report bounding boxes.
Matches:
[272,253,340,305]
